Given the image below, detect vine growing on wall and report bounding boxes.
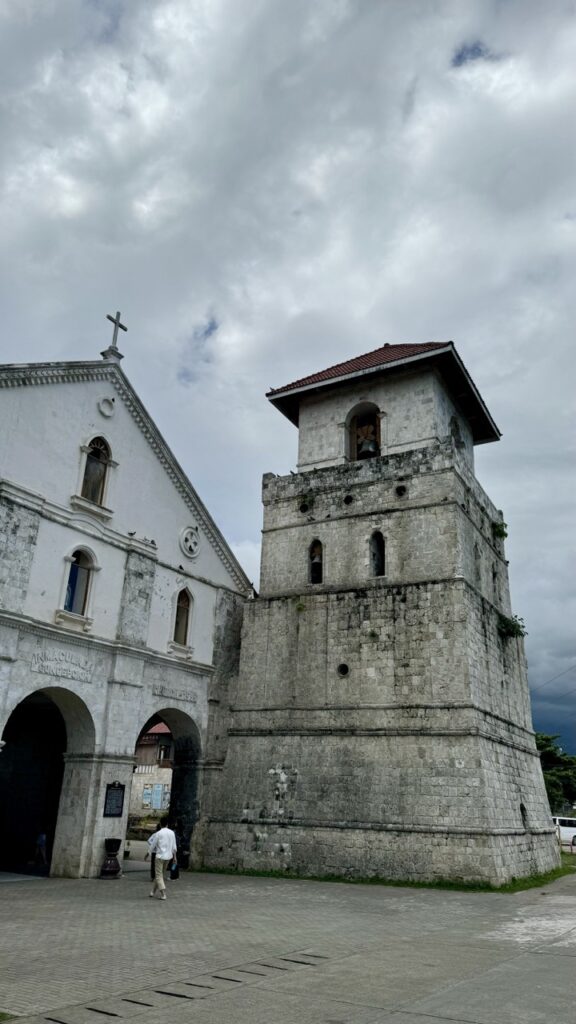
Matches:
[492,520,508,540]
[497,613,527,639]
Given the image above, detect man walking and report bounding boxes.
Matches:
[147,816,177,900]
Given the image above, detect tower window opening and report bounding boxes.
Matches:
[64,550,93,615]
[348,404,381,461]
[81,436,111,506]
[174,589,191,646]
[309,540,323,584]
[370,532,385,577]
[473,543,481,586]
[492,563,500,604]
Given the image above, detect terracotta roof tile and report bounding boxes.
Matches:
[147,722,171,735]
[267,342,450,396]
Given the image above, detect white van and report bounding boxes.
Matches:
[552,816,576,848]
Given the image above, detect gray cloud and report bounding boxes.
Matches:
[0,0,574,744]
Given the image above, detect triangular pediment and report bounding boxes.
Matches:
[0,358,251,594]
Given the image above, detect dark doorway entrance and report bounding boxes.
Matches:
[0,692,67,873]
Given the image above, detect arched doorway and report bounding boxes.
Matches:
[0,687,95,875]
[129,708,201,869]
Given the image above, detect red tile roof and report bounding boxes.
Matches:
[267,342,450,396]
[147,722,171,735]
[266,340,500,443]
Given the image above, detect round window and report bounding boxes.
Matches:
[180,526,200,559]
[337,663,349,677]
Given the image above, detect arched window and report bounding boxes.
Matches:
[473,543,481,586]
[173,590,191,646]
[64,551,93,616]
[347,403,381,461]
[370,532,385,577]
[309,540,323,584]
[81,437,111,506]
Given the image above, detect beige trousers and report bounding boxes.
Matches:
[152,856,171,893]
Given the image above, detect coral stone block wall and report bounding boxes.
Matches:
[203,438,558,883]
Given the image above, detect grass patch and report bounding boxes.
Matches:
[193,853,576,894]
[0,1014,15,1021]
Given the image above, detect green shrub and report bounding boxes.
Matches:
[497,613,527,639]
[492,520,508,540]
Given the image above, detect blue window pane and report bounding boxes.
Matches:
[64,559,90,615]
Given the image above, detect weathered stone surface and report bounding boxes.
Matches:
[0,500,40,613]
[203,369,558,884]
[116,551,157,645]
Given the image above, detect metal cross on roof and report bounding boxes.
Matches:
[106,310,128,349]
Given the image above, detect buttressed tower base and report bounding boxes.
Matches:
[204,342,558,884]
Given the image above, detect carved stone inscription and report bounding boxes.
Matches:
[152,684,197,704]
[30,648,92,683]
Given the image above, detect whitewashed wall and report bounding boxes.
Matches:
[0,376,238,592]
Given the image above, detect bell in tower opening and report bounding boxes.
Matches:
[309,540,323,584]
[349,404,381,460]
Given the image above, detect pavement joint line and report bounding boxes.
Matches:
[387,1012,492,1023]
[277,957,315,964]
[151,992,195,1001]
[253,962,291,970]
[383,1011,481,1019]
[233,968,270,976]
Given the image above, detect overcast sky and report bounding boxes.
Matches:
[1,0,574,747]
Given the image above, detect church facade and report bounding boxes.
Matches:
[0,336,558,884]
[0,341,250,877]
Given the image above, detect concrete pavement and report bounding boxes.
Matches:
[2,863,576,1024]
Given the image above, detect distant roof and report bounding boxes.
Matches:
[147,722,171,735]
[266,341,500,444]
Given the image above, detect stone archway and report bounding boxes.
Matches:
[0,687,95,876]
[130,707,201,868]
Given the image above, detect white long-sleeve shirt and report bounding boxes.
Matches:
[148,827,177,860]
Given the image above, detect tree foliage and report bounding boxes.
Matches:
[536,733,576,812]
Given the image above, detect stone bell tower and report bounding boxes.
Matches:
[204,341,558,884]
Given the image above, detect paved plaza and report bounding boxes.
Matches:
[2,859,576,1024]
